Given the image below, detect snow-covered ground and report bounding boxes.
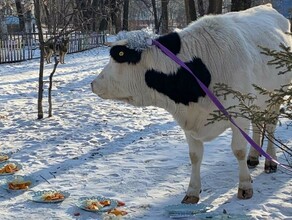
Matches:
[0,47,291,220]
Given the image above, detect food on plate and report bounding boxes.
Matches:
[42,191,65,201]
[0,163,19,174]
[0,155,9,163]
[117,200,125,207]
[100,200,111,206]
[84,200,104,210]
[108,208,128,216]
[8,178,31,190]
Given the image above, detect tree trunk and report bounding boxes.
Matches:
[231,0,251,12]
[0,8,8,38]
[15,0,25,32]
[75,0,93,32]
[151,0,159,33]
[208,0,222,14]
[92,0,99,31]
[24,10,33,33]
[161,0,168,34]
[48,60,59,117]
[115,9,122,33]
[197,0,205,17]
[122,0,129,30]
[109,0,120,33]
[34,0,44,119]
[43,1,51,33]
[184,0,197,25]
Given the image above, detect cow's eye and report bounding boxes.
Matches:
[110,45,142,64]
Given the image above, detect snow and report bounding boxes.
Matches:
[0,46,291,220]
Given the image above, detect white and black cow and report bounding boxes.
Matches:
[91,4,292,204]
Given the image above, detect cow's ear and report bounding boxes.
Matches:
[156,32,181,55]
[110,45,142,64]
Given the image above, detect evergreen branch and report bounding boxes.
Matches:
[253,122,292,157]
[208,83,291,159]
[259,43,292,75]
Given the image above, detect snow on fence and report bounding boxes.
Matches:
[0,32,106,64]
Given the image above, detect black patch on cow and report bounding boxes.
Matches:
[110,45,142,64]
[145,58,211,105]
[156,32,181,55]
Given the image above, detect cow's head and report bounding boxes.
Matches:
[91,37,155,106]
[91,31,211,108]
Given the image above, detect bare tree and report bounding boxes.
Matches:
[197,0,205,17]
[0,2,8,37]
[34,0,45,119]
[23,0,33,33]
[161,0,168,34]
[75,0,99,32]
[34,0,96,118]
[91,0,99,31]
[151,0,159,33]
[231,0,252,12]
[71,0,109,33]
[122,0,129,30]
[106,0,123,33]
[184,0,196,24]
[15,0,25,32]
[208,0,222,14]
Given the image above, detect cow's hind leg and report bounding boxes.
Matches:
[182,132,203,204]
[231,119,253,199]
[264,103,281,173]
[247,123,262,168]
[264,120,278,173]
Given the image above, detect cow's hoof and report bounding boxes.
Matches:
[247,156,259,168]
[181,195,199,204]
[264,163,277,173]
[237,188,253,199]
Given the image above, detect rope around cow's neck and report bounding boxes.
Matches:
[151,39,292,172]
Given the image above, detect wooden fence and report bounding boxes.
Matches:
[0,32,107,64]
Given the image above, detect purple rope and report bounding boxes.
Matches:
[151,39,292,172]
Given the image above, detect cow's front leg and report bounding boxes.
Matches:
[231,120,253,199]
[182,132,203,204]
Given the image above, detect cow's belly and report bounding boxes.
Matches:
[188,120,230,142]
[176,112,231,142]
[172,103,232,142]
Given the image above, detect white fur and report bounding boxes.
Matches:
[92,4,292,202]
